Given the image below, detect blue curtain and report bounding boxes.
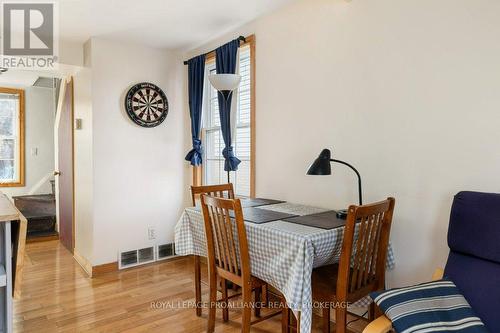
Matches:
[215,39,241,171]
[185,54,206,166]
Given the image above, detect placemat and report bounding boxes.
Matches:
[282,211,346,230]
[188,205,297,224]
[190,198,285,210]
[231,207,298,224]
[239,198,285,208]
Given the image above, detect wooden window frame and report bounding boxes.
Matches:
[0,87,25,187]
[192,34,255,198]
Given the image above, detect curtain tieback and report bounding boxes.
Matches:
[222,146,241,171]
[185,138,203,166]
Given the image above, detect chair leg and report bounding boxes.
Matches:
[241,286,252,333]
[221,279,229,322]
[322,305,330,333]
[254,286,262,318]
[207,271,217,333]
[368,302,376,321]
[283,307,300,333]
[194,255,202,317]
[335,307,347,333]
[281,307,290,333]
[296,311,301,333]
[262,284,269,306]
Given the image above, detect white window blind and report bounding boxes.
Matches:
[202,45,252,197]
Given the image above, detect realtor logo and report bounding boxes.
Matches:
[1,1,58,69]
[3,3,53,55]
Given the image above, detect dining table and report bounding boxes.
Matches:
[174,200,395,333]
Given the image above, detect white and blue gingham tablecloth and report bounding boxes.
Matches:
[174,202,395,333]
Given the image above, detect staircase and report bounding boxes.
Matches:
[12,194,57,242]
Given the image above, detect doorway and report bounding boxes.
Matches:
[0,70,75,252]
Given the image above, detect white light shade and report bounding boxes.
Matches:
[208,74,241,91]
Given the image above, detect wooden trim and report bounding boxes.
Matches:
[92,256,185,277]
[0,87,25,187]
[192,34,256,197]
[73,249,93,277]
[19,88,25,187]
[192,166,202,187]
[92,262,118,277]
[70,77,76,254]
[206,50,216,63]
[248,35,256,198]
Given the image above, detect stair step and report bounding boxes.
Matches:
[27,231,59,243]
[13,194,57,240]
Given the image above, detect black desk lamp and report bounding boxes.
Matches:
[307,148,363,219]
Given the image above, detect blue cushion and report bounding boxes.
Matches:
[448,191,500,264]
[371,279,489,333]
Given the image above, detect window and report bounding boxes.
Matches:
[0,88,24,187]
[202,41,254,197]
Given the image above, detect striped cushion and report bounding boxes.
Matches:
[370,279,489,333]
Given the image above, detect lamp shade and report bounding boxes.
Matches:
[307,149,332,175]
[208,74,241,91]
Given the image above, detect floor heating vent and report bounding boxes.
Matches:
[119,246,155,269]
[157,243,176,261]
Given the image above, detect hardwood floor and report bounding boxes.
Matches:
[14,240,368,332]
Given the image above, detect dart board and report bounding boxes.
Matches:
[124,82,168,127]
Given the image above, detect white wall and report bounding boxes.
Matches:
[90,38,187,265]
[3,86,55,198]
[184,0,500,287]
[59,40,84,67]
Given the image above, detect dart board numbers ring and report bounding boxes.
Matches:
[125,82,168,128]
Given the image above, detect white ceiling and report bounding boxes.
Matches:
[0,71,39,88]
[58,0,296,50]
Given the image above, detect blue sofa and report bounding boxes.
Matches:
[363,191,500,333]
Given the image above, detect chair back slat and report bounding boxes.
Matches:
[362,212,382,286]
[356,215,373,290]
[224,212,239,274]
[201,195,251,284]
[337,198,395,299]
[191,184,234,206]
[369,214,384,280]
[212,206,227,270]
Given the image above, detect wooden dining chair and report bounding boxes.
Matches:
[310,198,395,333]
[190,184,235,316]
[200,195,281,333]
[312,198,396,333]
